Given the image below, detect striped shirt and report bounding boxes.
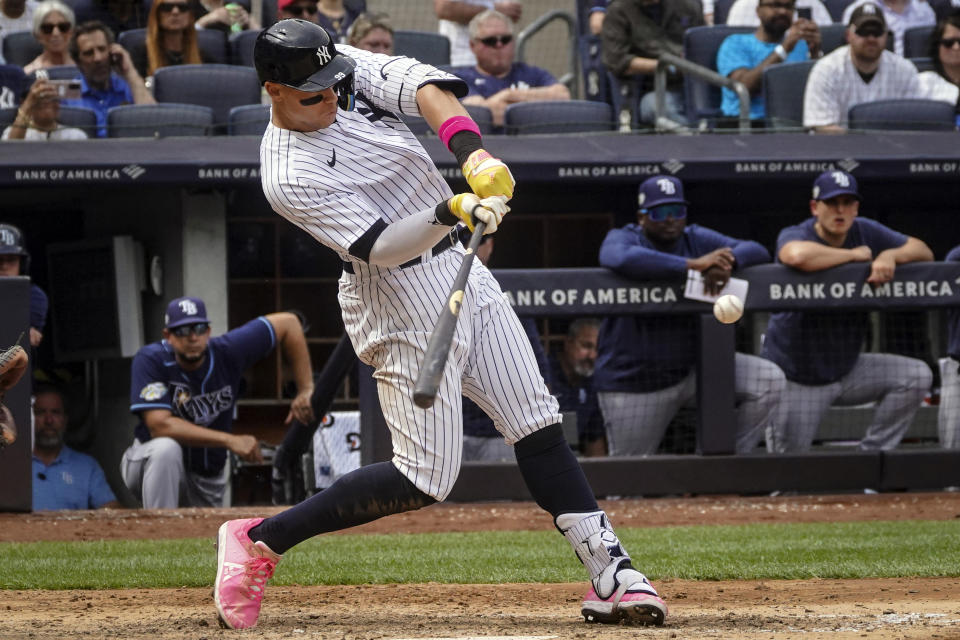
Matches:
[726,0,833,26]
[841,0,936,55]
[803,45,919,127]
[260,45,467,280]
[918,70,960,107]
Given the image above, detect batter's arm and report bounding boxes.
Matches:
[264,312,315,425]
[417,83,471,130]
[142,409,263,462]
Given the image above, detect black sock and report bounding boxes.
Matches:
[513,423,599,518]
[249,461,437,554]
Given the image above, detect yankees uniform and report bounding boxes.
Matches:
[213,19,668,631]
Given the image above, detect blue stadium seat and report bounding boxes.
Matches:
[824,0,854,22]
[118,28,230,77]
[228,103,270,135]
[464,104,494,134]
[230,29,258,67]
[713,0,737,25]
[2,31,42,68]
[57,105,98,136]
[848,98,956,131]
[504,100,615,134]
[762,59,816,130]
[909,57,934,72]
[107,103,214,137]
[393,30,451,67]
[0,64,26,108]
[153,64,260,133]
[682,25,754,125]
[820,23,849,54]
[903,25,935,59]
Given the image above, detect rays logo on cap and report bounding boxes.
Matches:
[317,46,332,65]
[179,299,199,316]
[657,178,677,194]
[0,229,15,246]
[831,171,850,187]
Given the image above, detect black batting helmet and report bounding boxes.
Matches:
[0,223,29,274]
[255,19,356,111]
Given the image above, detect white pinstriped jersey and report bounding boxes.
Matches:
[259,46,561,500]
[803,46,919,127]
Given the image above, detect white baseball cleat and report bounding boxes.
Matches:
[580,559,668,626]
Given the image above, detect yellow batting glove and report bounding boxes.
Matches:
[461,149,515,200]
[448,194,509,234]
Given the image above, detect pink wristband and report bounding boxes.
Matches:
[438,116,481,150]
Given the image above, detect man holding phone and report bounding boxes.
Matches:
[61,20,154,137]
[717,0,821,122]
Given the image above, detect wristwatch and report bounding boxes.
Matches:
[773,44,788,61]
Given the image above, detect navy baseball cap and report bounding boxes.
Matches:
[164,296,209,329]
[637,175,689,210]
[811,170,861,201]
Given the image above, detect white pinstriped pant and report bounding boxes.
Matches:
[339,249,561,501]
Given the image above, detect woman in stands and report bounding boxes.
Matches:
[346,11,392,55]
[919,10,960,121]
[145,0,201,75]
[24,0,75,74]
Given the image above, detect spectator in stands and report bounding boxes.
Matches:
[600,0,704,127]
[142,0,201,76]
[195,0,260,34]
[0,0,38,62]
[938,242,960,449]
[595,175,785,456]
[77,0,148,36]
[453,10,570,128]
[23,0,75,74]
[0,223,48,348]
[726,0,832,27]
[33,383,120,511]
[549,318,607,457]
[2,75,87,140]
[435,0,522,67]
[842,0,936,55]
[277,0,320,26]
[718,0,821,121]
[462,235,551,462]
[803,4,920,133]
[315,0,363,43]
[762,170,933,453]
[588,0,608,34]
[918,10,960,119]
[120,296,315,508]
[65,20,155,137]
[346,11,392,54]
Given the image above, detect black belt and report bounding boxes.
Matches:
[342,227,463,274]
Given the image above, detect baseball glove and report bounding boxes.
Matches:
[0,343,28,449]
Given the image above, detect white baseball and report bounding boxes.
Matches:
[713,294,744,324]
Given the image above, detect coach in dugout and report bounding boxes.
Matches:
[595,175,786,456]
[120,296,314,508]
[762,170,933,453]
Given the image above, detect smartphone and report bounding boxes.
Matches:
[50,79,83,100]
[797,7,812,20]
[110,52,123,69]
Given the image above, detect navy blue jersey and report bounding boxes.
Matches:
[547,355,605,443]
[762,217,907,385]
[451,62,558,99]
[595,223,770,392]
[129,317,276,475]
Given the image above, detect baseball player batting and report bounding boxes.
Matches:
[213,19,667,630]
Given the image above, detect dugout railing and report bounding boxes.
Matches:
[356,262,960,500]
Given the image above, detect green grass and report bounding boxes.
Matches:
[3,520,958,589]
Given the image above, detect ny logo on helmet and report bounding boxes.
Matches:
[316,46,332,65]
[657,178,676,194]
[179,300,199,315]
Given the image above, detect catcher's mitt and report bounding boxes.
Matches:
[0,343,28,449]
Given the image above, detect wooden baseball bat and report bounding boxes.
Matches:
[413,221,487,409]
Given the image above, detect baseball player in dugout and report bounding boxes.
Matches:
[0,223,48,348]
[596,175,786,456]
[212,18,668,631]
[762,170,933,453]
[121,296,315,509]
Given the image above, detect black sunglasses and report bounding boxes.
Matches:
[854,26,886,38]
[478,34,513,47]
[39,21,71,34]
[940,37,960,48]
[158,2,192,13]
[643,203,687,222]
[284,4,318,16]
[170,322,210,337]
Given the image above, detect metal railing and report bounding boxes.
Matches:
[655,51,751,133]
[516,10,579,99]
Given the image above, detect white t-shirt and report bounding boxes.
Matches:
[726,0,833,26]
[841,0,936,56]
[2,125,87,140]
[0,0,39,63]
[803,45,920,127]
[438,0,493,67]
[918,70,960,105]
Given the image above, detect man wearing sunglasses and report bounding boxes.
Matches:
[595,175,786,457]
[841,0,935,56]
[453,10,571,128]
[803,3,920,133]
[120,296,315,509]
[277,0,320,24]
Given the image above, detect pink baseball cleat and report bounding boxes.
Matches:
[581,559,668,626]
[214,517,282,629]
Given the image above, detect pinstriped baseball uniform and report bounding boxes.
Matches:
[260,45,561,500]
[802,46,920,128]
